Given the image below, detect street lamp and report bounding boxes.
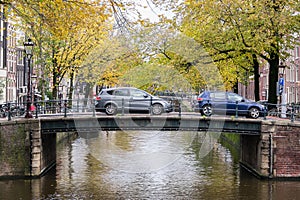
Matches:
[278,62,287,118]
[24,38,34,118]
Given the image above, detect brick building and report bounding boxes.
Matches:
[239,40,300,104]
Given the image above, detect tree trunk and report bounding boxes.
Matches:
[233,81,238,94]
[83,82,92,107]
[52,70,58,100]
[253,54,260,101]
[68,70,74,101]
[268,53,279,106]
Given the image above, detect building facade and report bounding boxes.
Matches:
[0,6,7,104]
[239,39,300,104]
[0,6,26,105]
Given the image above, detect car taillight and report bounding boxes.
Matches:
[197,97,203,101]
[96,96,101,100]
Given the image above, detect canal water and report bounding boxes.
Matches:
[1,131,300,200]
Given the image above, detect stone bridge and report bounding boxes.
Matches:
[0,115,299,179]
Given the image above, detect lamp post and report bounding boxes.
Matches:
[24,38,34,118]
[278,62,287,118]
[31,74,38,118]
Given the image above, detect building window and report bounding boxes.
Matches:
[17,50,24,65]
[296,65,299,82]
[296,87,299,103]
[287,87,290,103]
[291,66,295,82]
[296,46,300,58]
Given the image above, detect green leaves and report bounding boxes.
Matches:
[177,0,300,99]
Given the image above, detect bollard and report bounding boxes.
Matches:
[178,102,181,117]
[235,101,238,118]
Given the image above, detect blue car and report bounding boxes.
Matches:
[195,91,266,119]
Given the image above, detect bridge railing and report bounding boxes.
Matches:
[0,98,97,120]
[1,98,300,122]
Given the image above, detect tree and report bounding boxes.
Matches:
[149,0,300,103]
[11,0,111,99]
[78,35,142,98]
[127,23,226,92]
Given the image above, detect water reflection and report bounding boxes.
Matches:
[1,131,300,199]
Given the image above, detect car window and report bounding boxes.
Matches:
[228,93,243,102]
[131,89,147,97]
[113,89,129,96]
[106,90,113,95]
[211,92,226,100]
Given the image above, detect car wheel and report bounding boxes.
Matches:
[249,107,260,119]
[105,104,117,115]
[152,103,163,115]
[201,104,212,116]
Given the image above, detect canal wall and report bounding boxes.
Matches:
[0,120,56,178]
[241,120,300,179]
[0,120,31,178]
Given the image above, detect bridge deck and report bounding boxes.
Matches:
[40,115,262,135]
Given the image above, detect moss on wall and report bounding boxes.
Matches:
[0,122,30,177]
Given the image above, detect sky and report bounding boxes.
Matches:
[135,0,174,22]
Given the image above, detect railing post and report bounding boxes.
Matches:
[291,103,295,123]
[64,99,67,117]
[263,102,267,120]
[35,101,38,119]
[178,102,181,117]
[150,96,153,115]
[235,101,238,118]
[92,99,96,117]
[77,99,79,112]
[122,98,124,116]
[7,102,11,121]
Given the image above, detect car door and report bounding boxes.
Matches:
[129,89,151,111]
[112,88,131,110]
[226,92,246,115]
[211,92,227,114]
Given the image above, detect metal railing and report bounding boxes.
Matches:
[0,98,97,120]
[1,98,300,123]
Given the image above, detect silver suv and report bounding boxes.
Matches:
[95,87,173,115]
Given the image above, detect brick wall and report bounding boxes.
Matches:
[272,122,300,178]
[241,121,300,179]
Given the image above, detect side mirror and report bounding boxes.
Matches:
[241,98,245,102]
[143,94,149,98]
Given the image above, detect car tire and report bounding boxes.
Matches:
[249,107,260,119]
[201,104,212,116]
[105,104,117,115]
[152,103,163,115]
